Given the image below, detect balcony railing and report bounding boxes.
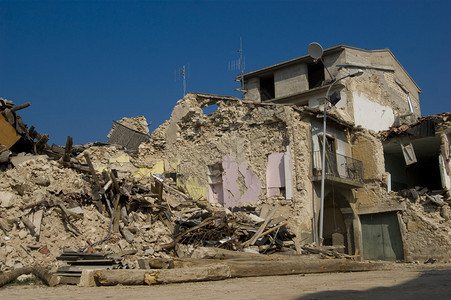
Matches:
[312,151,364,183]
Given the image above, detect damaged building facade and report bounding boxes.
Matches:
[138,45,450,262]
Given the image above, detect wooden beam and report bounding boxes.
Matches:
[89,258,388,286]
[63,136,73,163]
[242,206,278,247]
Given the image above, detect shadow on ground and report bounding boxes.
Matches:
[296,269,451,300]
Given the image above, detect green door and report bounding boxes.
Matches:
[360,212,404,261]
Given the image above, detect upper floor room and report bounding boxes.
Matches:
[236,45,422,132]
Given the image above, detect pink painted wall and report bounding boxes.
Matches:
[221,154,261,208]
[266,152,285,197]
[208,183,223,205]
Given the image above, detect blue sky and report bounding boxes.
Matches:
[1,0,450,145]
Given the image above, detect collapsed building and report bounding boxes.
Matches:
[138,45,450,262]
[0,44,450,285]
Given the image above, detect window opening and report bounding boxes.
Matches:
[207,163,224,204]
[202,104,218,115]
[308,61,325,89]
[259,74,275,100]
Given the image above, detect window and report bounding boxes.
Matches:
[308,61,325,89]
[259,74,275,100]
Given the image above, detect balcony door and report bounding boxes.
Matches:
[318,134,339,176]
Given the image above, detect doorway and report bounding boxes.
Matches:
[360,211,404,261]
[322,192,355,254]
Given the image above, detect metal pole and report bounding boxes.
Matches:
[318,86,329,246]
[318,71,362,246]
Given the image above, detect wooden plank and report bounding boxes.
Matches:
[112,194,121,233]
[160,216,216,249]
[32,209,44,238]
[21,216,37,237]
[83,153,101,188]
[243,206,278,247]
[59,276,80,285]
[66,259,116,265]
[251,221,288,243]
[10,102,31,112]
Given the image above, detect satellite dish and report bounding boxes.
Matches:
[308,42,324,60]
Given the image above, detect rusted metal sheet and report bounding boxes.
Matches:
[107,121,150,152]
[0,113,20,148]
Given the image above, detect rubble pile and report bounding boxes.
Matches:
[396,187,451,262]
[0,144,298,280]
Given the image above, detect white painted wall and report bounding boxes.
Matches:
[353,92,395,132]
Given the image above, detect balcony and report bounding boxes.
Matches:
[312,151,364,188]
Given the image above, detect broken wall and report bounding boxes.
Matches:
[137,93,315,243]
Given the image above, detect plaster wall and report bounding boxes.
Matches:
[353,92,395,131]
[351,136,382,180]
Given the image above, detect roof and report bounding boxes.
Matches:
[378,112,451,140]
[237,44,421,93]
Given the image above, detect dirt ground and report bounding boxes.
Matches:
[1,264,450,300]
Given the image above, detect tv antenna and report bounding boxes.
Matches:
[229,37,246,98]
[175,64,189,97]
[229,37,245,75]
